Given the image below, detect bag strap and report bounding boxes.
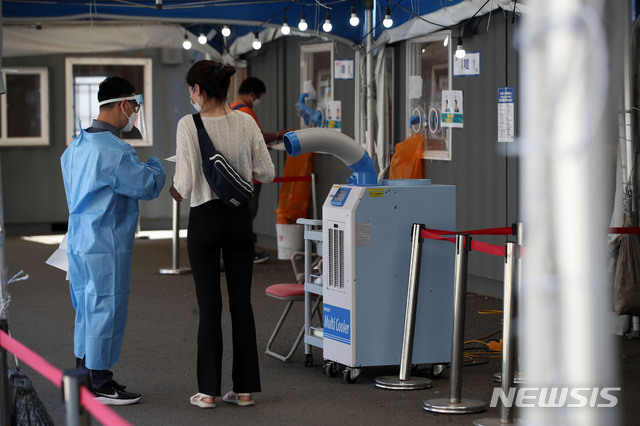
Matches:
[231,103,247,110]
[192,113,218,159]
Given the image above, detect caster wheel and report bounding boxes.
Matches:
[343,368,360,384]
[305,354,313,367]
[427,363,447,379]
[323,363,335,377]
[323,361,339,377]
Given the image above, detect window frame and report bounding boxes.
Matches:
[300,42,334,129]
[0,67,50,147]
[65,57,153,146]
[405,31,452,161]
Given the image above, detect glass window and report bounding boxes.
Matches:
[406,32,452,161]
[65,57,153,146]
[0,68,49,146]
[300,43,334,128]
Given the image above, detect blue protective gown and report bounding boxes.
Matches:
[61,127,166,370]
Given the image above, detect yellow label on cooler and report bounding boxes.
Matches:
[367,189,384,198]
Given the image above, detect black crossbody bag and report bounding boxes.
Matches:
[192,113,253,209]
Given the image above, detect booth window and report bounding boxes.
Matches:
[0,67,49,146]
[65,57,153,146]
[405,32,452,161]
[300,43,334,128]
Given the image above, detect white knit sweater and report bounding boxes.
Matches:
[173,111,275,207]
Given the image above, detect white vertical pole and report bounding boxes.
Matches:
[520,1,620,425]
[366,2,375,160]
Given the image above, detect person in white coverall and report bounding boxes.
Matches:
[61,76,166,406]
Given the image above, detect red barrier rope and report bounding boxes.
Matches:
[254,175,312,184]
[0,330,62,386]
[421,226,640,255]
[0,330,132,426]
[424,226,514,236]
[609,227,640,234]
[421,226,514,257]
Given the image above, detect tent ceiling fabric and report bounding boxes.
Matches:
[2,0,525,57]
[2,23,221,58]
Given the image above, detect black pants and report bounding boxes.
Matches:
[76,357,112,390]
[187,200,261,396]
[250,182,262,220]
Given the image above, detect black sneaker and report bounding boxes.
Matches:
[93,383,141,406]
[253,251,270,264]
[109,380,127,392]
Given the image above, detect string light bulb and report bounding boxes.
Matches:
[443,34,449,47]
[383,6,393,28]
[298,8,308,31]
[455,37,466,59]
[323,11,332,32]
[281,16,291,35]
[182,32,192,50]
[221,25,231,37]
[252,31,262,50]
[198,28,207,45]
[349,6,359,27]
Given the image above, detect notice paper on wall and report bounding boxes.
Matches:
[334,59,354,80]
[441,90,463,128]
[453,52,480,76]
[325,100,342,131]
[497,87,514,142]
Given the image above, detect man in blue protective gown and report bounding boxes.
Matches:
[61,77,166,406]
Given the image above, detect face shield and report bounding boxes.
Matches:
[98,94,147,141]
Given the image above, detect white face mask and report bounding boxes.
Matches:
[252,96,261,108]
[190,87,202,113]
[122,104,138,132]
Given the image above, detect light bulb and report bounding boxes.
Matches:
[198,31,207,45]
[221,25,231,37]
[443,35,449,47]
[455,38,466,59]
[383,6,393,28]
[349,6,359,26]
[252,32,262,50]
[298,10,309,31]
[281,17,291,35]
[183,33,192,50]
[323,12,332,32]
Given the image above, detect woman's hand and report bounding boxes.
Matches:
[169,185,183,202]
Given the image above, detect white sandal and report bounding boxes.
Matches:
[190,393,216,408]
[222,391,255,406]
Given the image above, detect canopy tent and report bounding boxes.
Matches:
[2,0,524,58]
[1,0,524,171]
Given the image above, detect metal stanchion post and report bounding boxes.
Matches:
[475,242,518,426]
[63,369,90,426]
[375,223,432,390]
[0,320,10,426]
[494,223,525,385]
[423,234,486,414]
[159,199,191,275]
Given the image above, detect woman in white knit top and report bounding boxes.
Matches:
[170,60,274,409]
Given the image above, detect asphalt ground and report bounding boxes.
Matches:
[3,235,637,425]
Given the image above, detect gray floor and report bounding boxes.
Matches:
[3,235,638,425]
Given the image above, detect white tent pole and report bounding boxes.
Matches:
[521,1,620,425]
[623,2,637,183]
[366,3,375,163]
[622,1,636,207]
